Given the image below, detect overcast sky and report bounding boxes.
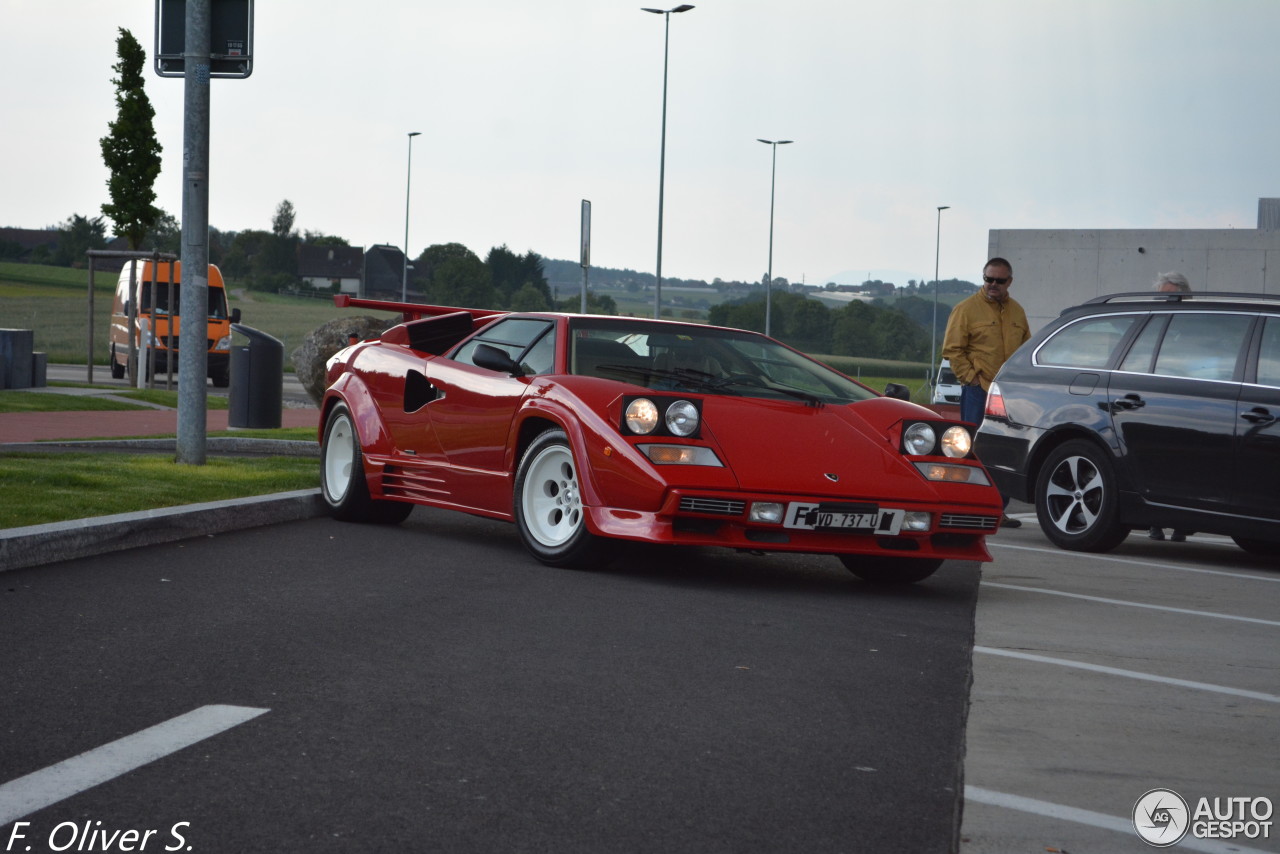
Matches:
[2,0,1276,287]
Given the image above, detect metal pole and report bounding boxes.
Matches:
[654,11,671,319]
[403,131,420,302]
[643,5,693,320]
[86,256,95,383]
[930,205,950,384]
[758,139,791,338]
[177,0,211,465]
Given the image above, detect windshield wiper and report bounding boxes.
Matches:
[709,375,825,407]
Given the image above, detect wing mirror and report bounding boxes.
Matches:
[883,383,911,401]
[472,343,521,376]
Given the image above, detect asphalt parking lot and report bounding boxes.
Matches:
[963,507,1280,854]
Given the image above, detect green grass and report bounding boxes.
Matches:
[0,453,320,528]
[0,389,230,413]
[0,391,150,413]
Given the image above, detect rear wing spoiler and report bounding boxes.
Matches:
[334,294,508,323]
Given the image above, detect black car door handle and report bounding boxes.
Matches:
[1241,407,1276,425]
[1112,394,1145,411]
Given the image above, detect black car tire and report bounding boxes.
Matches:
[321,403,413,525]
[1035,439,1129,552]
[1231,536,1280,557]
[837,554,943,584]
[514,429,609,568]
[110,346,125,379]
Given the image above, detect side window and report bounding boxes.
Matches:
[1256,318,1280,388]
[1119,315,1167,373]
[453,318,555,375]
[1152,313,1252,382]
[1036,316,1138,369]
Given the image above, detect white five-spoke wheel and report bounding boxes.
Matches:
[520,443,583,548]
[321,403,413,525]
[323,409,358,507]
[514,429,608,568]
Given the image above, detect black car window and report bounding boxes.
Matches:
[1152,313,1252,382]
[1119,315,1168,373]
[453,318,555,375]
[1037,315,1138,369]
[1256,317,1280,388]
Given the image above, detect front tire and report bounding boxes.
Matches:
[321,404,412,524]
[514,429,608,568]
[1034,439,1128,552]
[838,554,943,584]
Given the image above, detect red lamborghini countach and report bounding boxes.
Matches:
[320,297,1003,583]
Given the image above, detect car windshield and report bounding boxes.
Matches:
[568,318,878,405]
[137,282,230,319]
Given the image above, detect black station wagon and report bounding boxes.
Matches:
[975,291,1280,557]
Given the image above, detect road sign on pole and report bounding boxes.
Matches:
[155,0,253,78]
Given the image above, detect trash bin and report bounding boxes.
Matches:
[228,324,283,429]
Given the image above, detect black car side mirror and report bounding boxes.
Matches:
[231,307,242,324]
[473,343,521,376]
[883,383,911,401]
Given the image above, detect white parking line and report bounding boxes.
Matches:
[982,582,1280,627]
[964,786,1274,854]
[974,646,1280,703]
[0,704,269,826]
[989,541,1280,582]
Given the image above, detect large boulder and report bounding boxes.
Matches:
[292,314,399,405]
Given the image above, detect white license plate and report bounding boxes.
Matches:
[784,503,905,535]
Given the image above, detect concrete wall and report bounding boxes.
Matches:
[987,227,1280,333]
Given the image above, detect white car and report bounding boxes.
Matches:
[931,359,961,405]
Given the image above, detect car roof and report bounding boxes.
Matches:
[1063,291,1280,318]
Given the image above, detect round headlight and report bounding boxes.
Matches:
[940,425,971,458]
[625,398,660,434]
[903,422,937,456]
[665,399,699,437]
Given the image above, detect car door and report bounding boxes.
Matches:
[1234,315,1280,519]
[1108,311,1251,511]
[424,318,557,510]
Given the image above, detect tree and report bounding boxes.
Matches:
[272,200,296,238]
[100,28,163,250]
[54,214,109,267]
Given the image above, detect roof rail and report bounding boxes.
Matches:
[1081,291,1280,307]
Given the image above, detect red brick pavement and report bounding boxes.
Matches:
[0,407,321,444]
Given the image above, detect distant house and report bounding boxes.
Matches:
[298,243,363,294]
[362,244,405,299]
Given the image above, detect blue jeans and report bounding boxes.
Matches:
[960,384,987,427]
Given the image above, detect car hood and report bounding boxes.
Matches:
[701,396,954,501]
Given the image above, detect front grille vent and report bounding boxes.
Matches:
[940,514,999,530]
[679,497,746,516]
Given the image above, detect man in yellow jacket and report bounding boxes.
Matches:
[942,257,1030,526]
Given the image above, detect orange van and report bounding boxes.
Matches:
[109,260,241,387]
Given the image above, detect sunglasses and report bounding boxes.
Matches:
[983,276,1010,285]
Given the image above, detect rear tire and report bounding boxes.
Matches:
[837,554,943,584]
[1232,536,1280,557]
[1034,439,1129,552]
[110,347,125,379]
[321,404,412,524]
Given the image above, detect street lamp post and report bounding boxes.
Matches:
[641,4,694,320]
[930,204,950,381]
[758,138,792,338]
[403,131,421,303]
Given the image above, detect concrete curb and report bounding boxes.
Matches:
[1,489,327,573]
